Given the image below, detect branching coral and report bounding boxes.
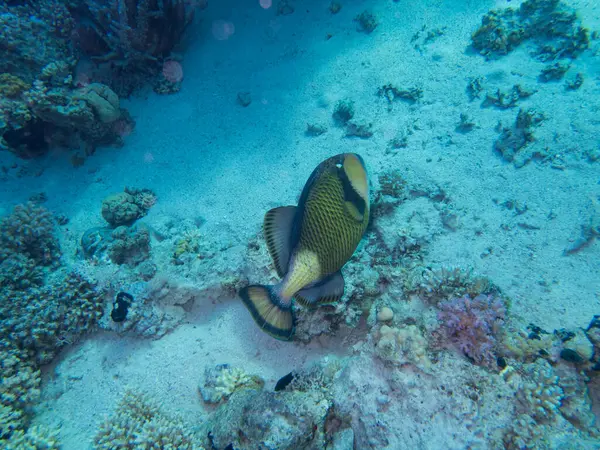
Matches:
[519,361,563,422]
[0,203,106,446]
[503,360,568,447]
[199,365,264,404]
[2,425,60,450]
[93,390,203,449]
[438,294,506,366]
[5,271,106,365]
[0,202,60,267]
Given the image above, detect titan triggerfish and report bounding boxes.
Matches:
[239,153,370,340]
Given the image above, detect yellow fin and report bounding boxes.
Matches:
[295,272,345,308]
[239,285,295,341]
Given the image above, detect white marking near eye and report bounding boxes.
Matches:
[336,163,342,169]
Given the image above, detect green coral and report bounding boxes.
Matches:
[108,225,151,266]
[173,229,201,259]
[0,74,29,98]
[101,188,156,227]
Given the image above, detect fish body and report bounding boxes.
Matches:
[239,153,370,340]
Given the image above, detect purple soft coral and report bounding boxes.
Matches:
[438,294,506,366]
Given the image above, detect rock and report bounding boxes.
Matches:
[377,306,394,322]
[204,388,329,449]
[332,427,354,450]
[560,328,594,363]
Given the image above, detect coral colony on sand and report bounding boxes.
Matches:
[0,0,599,449]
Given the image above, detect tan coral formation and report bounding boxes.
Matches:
[74,83,121,123]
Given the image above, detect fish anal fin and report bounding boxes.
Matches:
[295,272,345,308]
[264,206,297,278]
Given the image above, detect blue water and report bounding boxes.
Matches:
[0,0,599,448]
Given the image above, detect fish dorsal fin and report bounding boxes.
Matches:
[263,206,297,278]
[295,271,345,307]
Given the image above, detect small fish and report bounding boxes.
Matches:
[274,372,295,391]
[239,153,370,340]
[111,292,133,322]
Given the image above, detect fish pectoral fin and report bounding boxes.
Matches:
[295,271,345,308]
[263,206,297,278]
[344,200,365,223]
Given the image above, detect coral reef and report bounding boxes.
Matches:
[437,294,506,367]
[199,365,264,404]
[2,425,60,450]
[456,112,476,133]
[66,0,195,96]
[0,0,193,157]
[305,122,328,137]
[329,1,342,15]
[332,99,354,126]
[80,226,113,261]
[482,84,536,109]
[494,108,546,167]
[108,225,151,266]
[237,92,252,107]
[172,229,201,261]
[0,202,61,290]
[375,324,432,371]
[93,390,203,449]
[518,360,564,422]
[0,2,72,84]
[0,202,60,269]
[411,26,447,54]
[539,61,570,82]
[405,265,496,305]
[0,203,106,446]
[0,74,30,99]
[565,72,584,91]
[344,121,373,139]
[472,0,589,61]
[499,359,597,448]
[3,271,105,365]
[377,84,423,109]
[372,170,408,216]
[204,388,330,449]
[354,11,378,34]
[1,60,134,159]
[101,188,157,228]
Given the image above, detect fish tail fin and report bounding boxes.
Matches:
[239,284,295,341]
